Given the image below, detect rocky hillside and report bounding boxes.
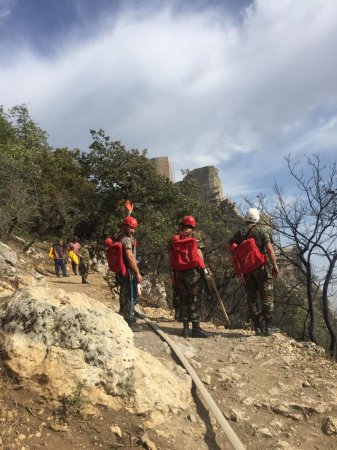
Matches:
[0,240,337,450]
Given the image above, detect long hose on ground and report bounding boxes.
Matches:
[139,314,246,450]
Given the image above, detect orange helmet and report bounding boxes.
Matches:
[181,215,196,228]
[123,216,138,228]
[104,238,113,247]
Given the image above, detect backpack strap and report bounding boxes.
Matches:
[242,225,256,241]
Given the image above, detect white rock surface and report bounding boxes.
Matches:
[0,286,192,416]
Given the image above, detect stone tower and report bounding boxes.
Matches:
[150,157,173,181]
[187,166,224,203]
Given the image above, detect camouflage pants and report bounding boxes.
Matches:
[175,269,202,322]
[79,262,89,283]
[116,270,138,324]
[245,266,273,320]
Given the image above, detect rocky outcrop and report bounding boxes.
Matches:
[0,286,192,416]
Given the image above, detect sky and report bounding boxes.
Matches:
[1,0,337,202]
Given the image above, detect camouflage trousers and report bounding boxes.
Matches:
[175,269,202,322]
[79,262,89,283]
[116,270,138,324]
[245,266,273,320]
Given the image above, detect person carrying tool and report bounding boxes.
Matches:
[168,215,209,338]
[225,207,280,336]
[107,216,142,330]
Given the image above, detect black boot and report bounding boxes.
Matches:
[192,322,209,338]
[264,318,280,336]
[182,321,189,338]
[253,316,263,335]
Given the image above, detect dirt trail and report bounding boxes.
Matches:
[1,270,337,449]
[50,273,337,450]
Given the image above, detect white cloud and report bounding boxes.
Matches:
[1,0,337,195]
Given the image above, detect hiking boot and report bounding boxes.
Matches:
[191,326,209,338]
[264,325,281,336]
[82,280,89,284]
[56,274,61,278]
[253,317,263,336]
[264,319,280,336]
[181,322,189,338]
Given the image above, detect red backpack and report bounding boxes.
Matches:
[171,235,205,270]
[230,230,266,276]
[106,242,127,276]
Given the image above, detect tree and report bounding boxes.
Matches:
[260,154,337,358]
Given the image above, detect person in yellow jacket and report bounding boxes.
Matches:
[68,236,81,275]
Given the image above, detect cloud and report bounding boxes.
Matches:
[0,0,13,20]
[0,0,337,197]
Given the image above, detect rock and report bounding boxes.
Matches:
[17,274,42,288]
[256,427,273,437]
[271,404,302,421]
[290,402,328,418]
[269,419,284,429]
[140,432,157,450]
[202,374,212,385]
[188,414,197,423]
[49,423,68,432]
[275,441,291,449]
[0,287,192,417]
[272,404,291,415]
[322,417,337,435]
[80,404,101,418]
[110,425,122,438]
[241,397,255,406]
[224,409,245,423]
[0,241,18,266]
[0,281,15,298]
[190,359,202,369]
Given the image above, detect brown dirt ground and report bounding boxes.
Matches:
[1,250,337,450]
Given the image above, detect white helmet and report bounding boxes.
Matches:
[245,208,260,223]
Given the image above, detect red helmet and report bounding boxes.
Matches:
[104,238,113,247]
[123,216,138,228]
[181,215,196,228]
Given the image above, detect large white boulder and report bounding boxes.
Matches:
[0,287,192,415]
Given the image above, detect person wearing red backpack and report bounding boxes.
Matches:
[168,215,209,338]
[107,216,143,330]
[226,208,280,336]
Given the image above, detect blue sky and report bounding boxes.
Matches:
[1,0,337,202]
